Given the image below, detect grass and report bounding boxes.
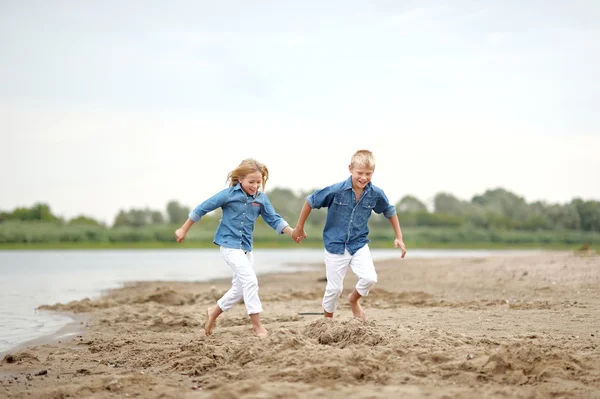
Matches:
[0,240,581,251]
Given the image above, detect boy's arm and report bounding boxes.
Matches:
[292,201,312,241]
[388,215,407,258]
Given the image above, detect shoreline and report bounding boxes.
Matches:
[0,313,88,359]
[0,248,548,360]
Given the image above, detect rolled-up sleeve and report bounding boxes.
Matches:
[374,191,397,218]
[307,186,334,209]
[189,189,227,222]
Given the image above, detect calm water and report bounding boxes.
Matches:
[0,248,541,354]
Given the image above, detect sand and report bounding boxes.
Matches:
[1,251,599,399]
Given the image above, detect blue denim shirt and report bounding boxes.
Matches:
[189,184,289,251]
[306,176,397,255]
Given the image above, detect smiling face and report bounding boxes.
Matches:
[349,164,375,190]
[239,171,263,196]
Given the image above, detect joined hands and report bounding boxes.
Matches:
[291,227,307,243]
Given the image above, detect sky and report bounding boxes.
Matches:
[1,0,599,224]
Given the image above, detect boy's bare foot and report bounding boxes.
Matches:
[348,293,366,320]
[205,307,219,336]
[253,325,268,338]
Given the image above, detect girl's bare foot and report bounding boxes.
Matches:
[249,313,268,338]
[252,325,268,338]
[205,306,221,336]
[348,293,366,320]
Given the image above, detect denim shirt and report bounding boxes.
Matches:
[189,184,289,251]
[306,176,397,255]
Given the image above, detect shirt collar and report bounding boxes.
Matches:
[233,182,258,199]
[342,176,372,192]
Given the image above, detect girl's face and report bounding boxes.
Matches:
[240,171,263,196]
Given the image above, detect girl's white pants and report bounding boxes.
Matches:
[217,247,263,315]
[322,244,377,313]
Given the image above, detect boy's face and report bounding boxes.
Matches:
[240,171,263,196]
[349,164,374,190]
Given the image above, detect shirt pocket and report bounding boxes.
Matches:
[245,202,261,221]
[361,201,376,211]
[332,194,349,213]
[355,201,375,223]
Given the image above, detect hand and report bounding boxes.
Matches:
[394,238,407,258]
[292,227,307,243]
[175,228,187,243]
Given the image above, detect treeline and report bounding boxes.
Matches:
[0,201,191,227]
[4,187,598,232]
[1,187,599,247]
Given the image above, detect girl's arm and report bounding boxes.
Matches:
[281,225,294,238]
[175,188,228,243]
[175,218,195,243]
[259,194,290,234]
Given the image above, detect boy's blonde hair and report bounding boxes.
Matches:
[350,150,376,169]
[227,158,269,191]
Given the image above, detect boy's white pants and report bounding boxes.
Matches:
[217,247,263,315]
[322,245,377,313]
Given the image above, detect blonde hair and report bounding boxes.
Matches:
[227,158,269,191]
[350,149,376,169]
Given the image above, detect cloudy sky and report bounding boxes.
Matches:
[1,0,599,224]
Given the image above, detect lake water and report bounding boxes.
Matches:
[0,248,542,354]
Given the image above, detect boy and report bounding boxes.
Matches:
[292,150,406,319]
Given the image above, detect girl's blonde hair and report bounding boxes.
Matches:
[350,149,376,169]
[227,158,269,191]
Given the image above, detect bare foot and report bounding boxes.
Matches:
[348,293,366,320]
[205,307,219,336]
[252,325,268,338]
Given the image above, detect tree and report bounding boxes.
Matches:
[572,199,600,232]
[69,215,103,226]
[166,201,190,224]
[532,202,580,230]
[396,195,428,213]
[434,193,468,215]
[150,211,165,224]
[267,187,306,224]
[113,207,164,227]
[471,188,529,220]
[7,203,59,222]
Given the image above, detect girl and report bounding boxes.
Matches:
[175,158,295,338]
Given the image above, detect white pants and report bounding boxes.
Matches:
[217,247,263,315]
[322,245,377,313]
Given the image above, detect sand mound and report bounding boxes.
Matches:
[2,351,40,365]
[304,319,387,348]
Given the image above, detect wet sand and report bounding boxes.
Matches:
[1,252,599,398]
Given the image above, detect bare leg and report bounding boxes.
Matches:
[205,305,223,336]
[249,313,268,338]
[324,310,334,318]
[348,289,366,320]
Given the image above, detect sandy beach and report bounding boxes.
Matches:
[1,251,599,398]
